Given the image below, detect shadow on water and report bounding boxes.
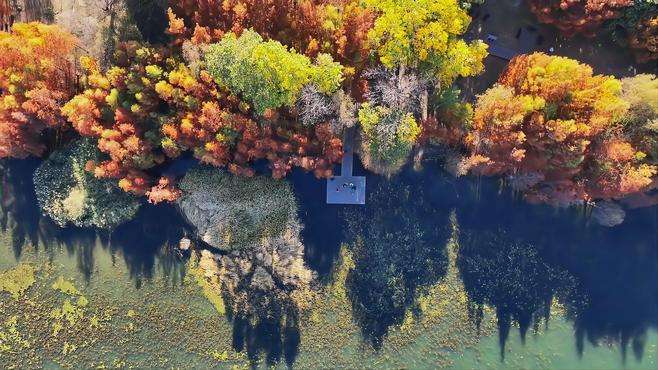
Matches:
[457,230,582,360]
[222,272,303,368]
[108,203,191,288]
[448,169,658,363]
[231,316,301,368]
[1,158,47,259]
[343,168,451,348]
[0,159,190,287]
[553,208,658,364]
[2,155,657,366]
[289,168,347,280]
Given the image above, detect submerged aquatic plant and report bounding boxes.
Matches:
[177,166,297,251]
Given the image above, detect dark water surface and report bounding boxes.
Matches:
[1,155,656,368]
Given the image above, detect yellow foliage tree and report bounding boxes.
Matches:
[364,0,487,85]
[468,53,655,205]
[0,22,77,158]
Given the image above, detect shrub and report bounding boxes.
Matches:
[177,166,297,250]
[33,138,141,229]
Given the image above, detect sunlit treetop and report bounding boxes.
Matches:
[364,0,488,85]
[0,22,77,159]
[167,0,376,70]
[494,52,629,134]
[466,53,656,205]
[205,29,344,115]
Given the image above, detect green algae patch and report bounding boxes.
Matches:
[0,316,31,353]
[0,264,36,299]
[186,253,226,315]
[51,299,86,326]
[51,276,81,296]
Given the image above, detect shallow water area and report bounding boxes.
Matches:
[1,157,656,369]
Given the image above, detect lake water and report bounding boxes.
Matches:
[1,3,657,367]
[0,156,656,369]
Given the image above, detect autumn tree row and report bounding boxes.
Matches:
[528,0,658,63]
[0,1,656,218]
[0,0,487,205]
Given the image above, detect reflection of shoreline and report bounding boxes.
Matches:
[1,156,657,367]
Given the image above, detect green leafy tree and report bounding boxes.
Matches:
[358,102,420,173]
[205,30,344,115]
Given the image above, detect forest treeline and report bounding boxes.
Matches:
[0,0,656,228]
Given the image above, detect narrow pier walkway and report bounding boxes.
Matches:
[326,127,366,205]
[485,27,541,60]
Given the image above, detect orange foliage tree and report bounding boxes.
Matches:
[62,42,342,203]
[609,2,658,63]
[0,22,77,159]
[528,0,633,37]
[167,0,375,89]
[465,53,656,206]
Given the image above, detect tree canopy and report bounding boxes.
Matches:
[365,0,487,85]
[0,23,77,159]
[205,29,343,115]
[466,53,656,205]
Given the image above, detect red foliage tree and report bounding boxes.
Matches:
[528,0,633,37]
[625,11,658,63]
[167,0,375,90]
[63,42,343,203]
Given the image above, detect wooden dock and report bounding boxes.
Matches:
[485,28,541,61]
[326,127,366,205]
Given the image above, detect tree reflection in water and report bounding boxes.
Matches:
[1,157,656,365]
[344,177,450,348]
[0,158,189,287]
[108,203,190,288]
[454,175,657,363]
[554,209,658,364]
[216,217,314,367]
[457,230,581,359]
